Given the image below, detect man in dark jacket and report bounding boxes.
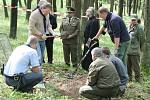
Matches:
[82,7,100,71]
[45,13,57,64]
[93,6,130,66]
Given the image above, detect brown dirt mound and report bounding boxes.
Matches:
[46,74,87,99]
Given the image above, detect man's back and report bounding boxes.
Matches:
[88,57,120,88]
[109,55,128,86]
[4,45,39,76]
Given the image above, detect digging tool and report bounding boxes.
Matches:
[66,39,98,79]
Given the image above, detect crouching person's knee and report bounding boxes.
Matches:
[37,72,43,82]
[79,85,92,96]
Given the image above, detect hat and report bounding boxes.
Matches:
[130,14,138,20]
[66,6,76,13]
[38,0,47,7]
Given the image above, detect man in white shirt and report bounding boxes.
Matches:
[4,36,43,93]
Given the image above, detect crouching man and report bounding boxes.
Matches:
[3,35,43,93]
[79,47,120,100]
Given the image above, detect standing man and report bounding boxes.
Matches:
[127,16,145,82]
[79,47,120,99]
[82,7,100,71]
[3,36,43,93]
[29,1,57,64]
[93,6,130,66]
[59,7,80,67]
[45,12,57,64]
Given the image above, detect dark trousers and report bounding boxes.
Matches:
[81,42,99,71]
[5,72,43,92]
[63,44,77,66]
[127,55,141,81]
[45,34,54,63]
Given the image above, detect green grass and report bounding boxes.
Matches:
[0,1,150,100]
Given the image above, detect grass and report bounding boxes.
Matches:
[0,1,150,100]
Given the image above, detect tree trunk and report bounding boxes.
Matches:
[2,0,9,18]
[52,0,57,12]
[24,0,26,6]
[26,0,31,21]
[9,0,18,39]
[110,0,114,12]
[61,0,63,8]
[47,0,52,3]
[133,0,137,14]
[71,0,82,62]
[142,0,150,68]
[37,0,40,5]
[138,0,141,11]
[128,0,133,16]
[18,0,22,7]
[66,0,71,7]
[118,0,124,17]
[123,0,126,15]
[95,0,98,10]
[89,0,95,7]
[80,0,89,61]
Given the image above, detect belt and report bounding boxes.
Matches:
[4,73,24,81]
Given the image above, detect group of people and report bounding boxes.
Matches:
[2,0,145,99]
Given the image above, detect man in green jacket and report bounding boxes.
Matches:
[79,47,120,99]
[127,15,145,82]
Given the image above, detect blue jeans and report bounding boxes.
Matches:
[36,41,45,65]
[5,72,43,92]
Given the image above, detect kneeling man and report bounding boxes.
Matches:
[79,47,120,99]
[3,35,43,93]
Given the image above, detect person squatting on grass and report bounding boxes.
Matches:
[3,36,43,93]
[102,47,129,96]
[79,47,120,100]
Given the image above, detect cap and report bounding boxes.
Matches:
[130,14,138,20]
[38,0,47,7]
[66,6,76,13]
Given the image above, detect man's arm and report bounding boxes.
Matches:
[29,14,43,37]
[114,38,120,49]
[86,65,99,86]
[31,67,40,73]
[93,26,105,39]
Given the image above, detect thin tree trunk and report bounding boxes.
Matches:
[52,0,57,12]
[2,0,9,18]
[26,0,31,21]
[142,0,150,69]
[118,0,124,17]
[24,0,26,6]
[95,0,98,10]
[9,0,18,39]
[110,0,114,12]
[37,0,40,5]
[133,0,137,13]
[89,0,95,7]
[128,0,133,16]
[66,0,71,7]
[61,0,63,8]
[18,0,22,7]
[71,0,82,62]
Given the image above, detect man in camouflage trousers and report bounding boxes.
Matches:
[127,16,145,82]
[59,7,80,67]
